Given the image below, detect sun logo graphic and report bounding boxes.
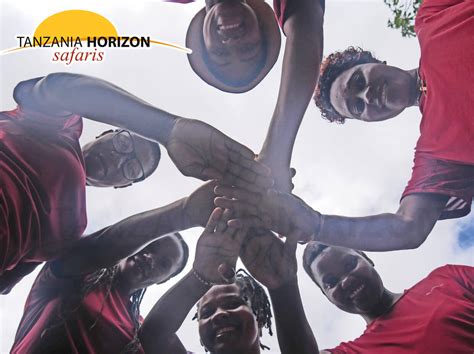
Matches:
[1,9,192,65]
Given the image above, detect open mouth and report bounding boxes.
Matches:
[214,324,239,343]
[349,284,365,300]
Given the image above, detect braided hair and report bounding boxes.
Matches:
[314,46,384,124]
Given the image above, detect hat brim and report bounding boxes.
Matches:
[186,0,281,93]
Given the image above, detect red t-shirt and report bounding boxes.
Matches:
[0,103,87,274]
[402,0,474,219]
[327,265,474,354]
[11,264,143,354]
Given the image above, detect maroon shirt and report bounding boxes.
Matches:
[11,264,142,354]
[328,265,474,354]
[402,0,474,219]
[0,105,87,274]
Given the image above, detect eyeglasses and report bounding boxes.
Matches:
[111,130,146,182]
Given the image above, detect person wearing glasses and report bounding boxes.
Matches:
[0,73,272,294]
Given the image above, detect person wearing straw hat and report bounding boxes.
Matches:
[167,0,325,190]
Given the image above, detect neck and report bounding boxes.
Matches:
[362,288,403,324]
[407,68,420,107]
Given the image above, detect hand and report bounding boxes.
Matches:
[193,208,248,283]
[256,155,295,193]
[183,181,217,228]
[166,118,273,192]
[241,230,298,290]
[214,186,320,244]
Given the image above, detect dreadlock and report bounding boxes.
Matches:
[194,269,274,352]
[302,241,375,293]
[314,46,384,124]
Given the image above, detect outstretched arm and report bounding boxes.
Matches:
[241,230,318,354]
[215,186,448,251]
[259,0,324,191]
[54,182,217,277]
[139,208,249,353]
[13,73,272,186]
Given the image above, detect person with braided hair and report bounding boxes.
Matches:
[1,72,272,293]
[10,182,222,354]
[213,0,474,252]
[139,208,318,354]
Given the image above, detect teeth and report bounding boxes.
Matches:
[219,23,240,30]
[350,285,364,299]
[216,326,236,336]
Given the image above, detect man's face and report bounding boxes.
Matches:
[311,247,384,315]
[329,63,414,122]
[82,130,158,188]
[198,284,260,354]
[118,236,184,293]
[202,0,264,84]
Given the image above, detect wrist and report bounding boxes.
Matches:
[311,210,323,241]
[160,114,179,147]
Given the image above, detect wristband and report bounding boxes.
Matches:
[192,268,216,287]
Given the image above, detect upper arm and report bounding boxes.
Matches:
[283,0,324,39]
[396,193,448,247]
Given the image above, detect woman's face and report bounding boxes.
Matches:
[198,284,260,354]
[329,63,414,122]
[118,236,184,293]
[202,0,264,84]
[310,247,384,315]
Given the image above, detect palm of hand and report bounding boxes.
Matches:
[167,119,232,181]
[241,231,297,290]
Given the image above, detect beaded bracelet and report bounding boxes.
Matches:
[192,268,216,287]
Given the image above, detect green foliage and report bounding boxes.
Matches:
[384,0,422,38]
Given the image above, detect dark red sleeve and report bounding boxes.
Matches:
[402,152,474,220]
[273,0,325,31]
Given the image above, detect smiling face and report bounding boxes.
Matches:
[198,284,260,354]
[202,0,264,85]
[118,235,185,294]
[82,130,159,188]
[329,63,415,122]
[310,247,384,315]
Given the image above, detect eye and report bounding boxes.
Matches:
[352,98,365,116]
[199,306,214,319]
[223,299,244,310]
[354,72,365,91]
[114,132,133,153]
[323,275,338,290]
[122,159,144,181]
[345,257,358,272]
[239,43,257,55]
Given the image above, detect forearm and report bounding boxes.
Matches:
[16,73,178,145]
[269,278,318,354]
[59,198,189,276]
[139,271,210,351]
[259,4,324,167]
[316,213,427,251]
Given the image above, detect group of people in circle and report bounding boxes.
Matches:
[1,0,472,353]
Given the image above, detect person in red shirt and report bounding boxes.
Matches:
[213,0,474,252]
[138,207,318,354]
[10,181,221,354]
[165,0,325,191]
[302,242,474,353]
[0,73,272,293]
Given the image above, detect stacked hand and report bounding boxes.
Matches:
[166,118,273,192]
[213,185,320,244]
[193,208,253,284]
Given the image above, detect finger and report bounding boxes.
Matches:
[204,207,223,233]
[225,138,256,161]
[214,197,261,216]
[216,208,233,233]
[214,185,262,205]
[227,216,267,230]
[218,263,236,283]
[226,163,273,189]
[201,167,224,181]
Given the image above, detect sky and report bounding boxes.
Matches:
[0,0,473,353]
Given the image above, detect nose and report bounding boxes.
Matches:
[212,307,230,324]
[357,86,375,105]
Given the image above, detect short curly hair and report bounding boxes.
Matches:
[314,47,383,124]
